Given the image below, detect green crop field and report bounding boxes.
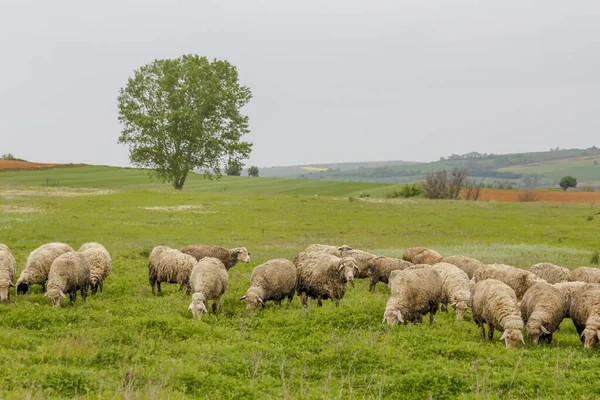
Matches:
[1,167,600,398]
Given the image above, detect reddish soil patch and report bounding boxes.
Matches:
[475,188,600,204]
[0,160,84,171]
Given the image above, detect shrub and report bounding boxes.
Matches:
[358,193,370,198]
[422,168,467,199]
[591,250,599,265]
[518,189,538,202]
[386,184,423,199]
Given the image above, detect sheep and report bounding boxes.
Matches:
[384,266,443,325]
[569,267,600,284]
[181,245,251,270]
[412,249,444,265]
[443,255,486,279]
[529,263,570,284]
[16,242,74,295]
[366,256,412,292]
[553,281,600,311]
[241,258,297,309]
[188,257,229,318]
[294,251,359,308]
[472,263,547,299]
[0,243,17,302]
[78,242,111,294]
[402,247,428,262]
[470,279,525,348]
[339,249,380,278]
[429,262,471,320]
[44,252,91,307]
[148,246,196,295]
[519,283,569,345]
[569,288,600,348]
[302,244,352,256]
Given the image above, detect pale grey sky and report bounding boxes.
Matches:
[1,0,598,168]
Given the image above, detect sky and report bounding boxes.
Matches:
[1,0,599,168]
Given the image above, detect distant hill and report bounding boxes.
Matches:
[258,147,600,188]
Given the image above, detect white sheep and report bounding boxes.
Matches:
[470,279,525,348]
[148,246,196,295]
[188,257,229,318]
[0,243,17,302]
[241,258,297,309]
[45,252,91,307]
[443,255,486,279]
[429,262,471,320]
[78,242,111,294]
[529,263,570,284]
[16,242,73,295]
[569,267,600,284]
[472,263,547,299]
[519,283,569,345]
[302,244,352,256]
[569,288,600,348]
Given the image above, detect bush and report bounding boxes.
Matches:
[422,168,467,199]
[518,189,538,202]
[386,184,423,198]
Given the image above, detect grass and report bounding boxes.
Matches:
[1,172,600,398]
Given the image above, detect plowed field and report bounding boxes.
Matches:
[476,188,600,203]
[0,160,83,170]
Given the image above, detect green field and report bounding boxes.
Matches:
[1,168,600,398]
[499,156,600,185]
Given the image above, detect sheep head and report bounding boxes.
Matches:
[383,309,403,325]
[499,329,525,348]
[452,301,469,321]
[338,257,359,287]
[16,279,28,295]
[0,281,13,302]
[581,328,600,349]
[90,277,100,295]
[336,245,352,257]
[188,292,208,319]
[526,321,550,346]
[235,248,251,263]
[240,287,265,310]
[44,287,66,307]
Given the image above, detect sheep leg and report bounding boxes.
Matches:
[334,298,340,307]
[287,293,294,305]
[487,323,494,341]
[317,297,323,307]
[429,311,435,325]
[301,292,308,309]
[441,303,448,312]
[99,280,103,292]
[149,278,156,295]
[212,299,220,314]
[70,292,77,303]
[42,282,46,293]
[157,281,162,294]
[81,286,88,302]
[479,324,486,340]
[369,278,377,293]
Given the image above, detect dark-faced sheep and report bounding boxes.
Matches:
[366,257,412,292]
[148,246,196,295]
[384,266,443,325]
[294,251,359,308]
[241,258,297,309]
[520,283,569,345]
[16,242,73,295]
[470,279,525,348]
[188,257,229,318]
[0,243,17,302]
[181,245,251,270]
[45,252,91,307]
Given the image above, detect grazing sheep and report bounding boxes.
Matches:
[340,249,380,278]
[443,255,486,279]
[78,242,111,294]
[529,263,570,284]
[384,266,443,325]
[429,262,471,320]
[412,249,444,265]
[520,283,569,345]
[181,245,251,270]
[16,242,74,295]
[302,244,352,256]
[45,252,91,307]
[569,288,600,348]
[366,256,412,292]
[0,243,17,302]
[294,251,359,308]
[188,257,229,318]
[569,267,600,284]
[148,246,196,295]
[402,247,428,263]
[553,281,600,311]
[470,279,525,348]
[241,258,297,309]
[472,264,547,299]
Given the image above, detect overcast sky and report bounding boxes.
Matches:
[1,0,598,168]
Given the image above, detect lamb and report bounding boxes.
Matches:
[366,256,412,292]
[443,255,486,279]
[302,244,352,256]
[44,252,91,307]
[529,263,570,284]
[428,262,471,320]
[181,245,251,270]
[241,258,297,309]
[412,249,444,265]
[78,242,111,294]
[402,247,428,262]
[472,263,547,299]
[148,246,196,295]
[384,266,443,325]
[0,243,17,302]
[470,279,525,348]
[294,251,359,308]
[569,267,600,284]
[188,257,229,318]
[519,283,569,345]
[569,288,600,348]
[16,242,74,295]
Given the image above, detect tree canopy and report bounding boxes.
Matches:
[117,54,252,189]
[559,176,577,191]
[248,166,259,177]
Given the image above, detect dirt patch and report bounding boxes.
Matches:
[141,205,212,213]
[476,189,600,203]
[0,188,114,198]
[0,160,85,171]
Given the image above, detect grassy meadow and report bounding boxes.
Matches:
[1,168,600,398]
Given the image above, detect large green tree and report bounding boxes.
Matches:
[117,55,252,189]
[559,176,577,191]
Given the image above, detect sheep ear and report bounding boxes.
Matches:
[541,326,550,335]
[519,331,525,345]
[59,291,66,298]
[258,298,264,305]
[499,331,507,340]
[451,302,457,307]
[354,265,360,273]
[200,303,208,312]
[581,331,585,338]
[9,282,15,287]
[396,310,403,323]
[43,292,48,297]
[338,263,345,271]
[239,296,247,301]
[188,302,194,311]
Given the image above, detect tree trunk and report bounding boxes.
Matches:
[173,172,188,190]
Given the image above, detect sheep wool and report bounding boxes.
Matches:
[148,246,196,295]
[569,288,600,348]
[529,263,570,284]
[443,255,486,279]
[79,242,111,294]
[366,256,412,292]
[429,262,471,320]
[181,245,251,270]
[412,249,444,265]
[188,257,229,318]
[569,267,600,284]
[337,249,379,278]
[472,264,547,299]
[402,247,429,263]
[16,242,74,295]
[470,279,525,348]
[302,244,352,257]
[520,283,569,345]
[45,252,91,307]
[241,258,297,309]
[0,243,17,302]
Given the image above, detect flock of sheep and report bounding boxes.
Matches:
[3,241,600,349]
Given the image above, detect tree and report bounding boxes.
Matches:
[225,159,243,176]
[422,167,468,199]
[117,54,252,190]
[248,166,259,177]
[559,176,577,191]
